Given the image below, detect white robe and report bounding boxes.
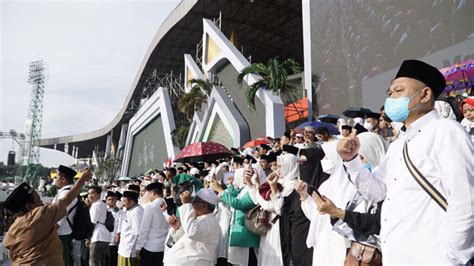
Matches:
[247,186,283,266]
[344,111,474,264]
[301,164,353,265]
[164,204,220,265]
[214,200,232,260]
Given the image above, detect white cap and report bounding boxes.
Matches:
[196,188,217,205]
[304,126,316,133]
[354,117,364,125]
[295,133,304,137]
[189,167,199,176]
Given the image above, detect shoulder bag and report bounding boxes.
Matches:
[402,142,447,212]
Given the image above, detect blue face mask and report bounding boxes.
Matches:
[384,90,422,122]
[362,162,372,172]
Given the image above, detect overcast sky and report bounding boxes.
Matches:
[1,0,179,167]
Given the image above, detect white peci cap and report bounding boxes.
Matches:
[195,188,217,205]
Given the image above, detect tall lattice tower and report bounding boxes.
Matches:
[24,60,47,179]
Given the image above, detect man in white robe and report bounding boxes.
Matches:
[164,188,220,265]
[338,59,474,264]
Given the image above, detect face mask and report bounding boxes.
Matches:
[363,121,374,130]
[362,162,372,172]
[384,90,423,122]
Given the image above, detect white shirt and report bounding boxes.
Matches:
[52,184,77,236]
[118,204,144,258]
[109,207,125,246]
[163,204,220,265]
[344,110,474,264]
[136,198,168,252]
[461,118,474,143]
[90,201,111,243]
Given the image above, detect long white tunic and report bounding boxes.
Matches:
[136,198,168,252]
[247,186,284,266]
[164,204,220,265]
[118,205,144,258]
[344,111,474,264]
[301,163,355,265]
[214,200,232,260]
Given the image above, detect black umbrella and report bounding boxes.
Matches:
[343,107,373,118]
[317,114,340,125]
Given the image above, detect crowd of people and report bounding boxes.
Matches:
[1,59,473,266]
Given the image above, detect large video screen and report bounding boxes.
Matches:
[128,115,167,177]
[309,0,474,114]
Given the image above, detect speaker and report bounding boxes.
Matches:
[7,151,16,166]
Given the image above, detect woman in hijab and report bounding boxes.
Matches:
[246,152,299,266]
[296,132,388,265]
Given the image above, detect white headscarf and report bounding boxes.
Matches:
[278,153,299,197]
[357,132,389,168]
[306,132,388,250]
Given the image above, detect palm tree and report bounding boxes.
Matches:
[178,78,213,120]
[171,125,190,149]
[236,57,302,111]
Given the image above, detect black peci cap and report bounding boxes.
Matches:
[365,112,381,119]
[394,59,446,98]
[4,182,35,213]
[354,123,368,134]
[146,182,163,192]
[128,184,140,193]
[106,191,117,199]
[245,154,257,164]
[233,156,244,164]
[123,191,139,201]
[282,144,299,156]
[58,165,77,181]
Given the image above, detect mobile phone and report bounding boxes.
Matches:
[307,185,324,200]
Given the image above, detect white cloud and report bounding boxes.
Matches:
[0,0,180,166]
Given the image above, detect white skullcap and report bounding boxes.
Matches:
[196,188,217,205]
[353,117,364,125]
[189,167,200,176]
[304,126,316,133]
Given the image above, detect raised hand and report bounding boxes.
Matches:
[81,169,93,181]
[168,215,181,230]
[244,168,254,187]
[210,179,224,193]
[179,191,192,204]
[266,172,279,185]
[336,131,360,161]
[295,180,309,199]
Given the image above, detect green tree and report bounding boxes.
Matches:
[95,155,122,182]
[236,57,302,111]
[171,125,190,149]
[178,78,213,120]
